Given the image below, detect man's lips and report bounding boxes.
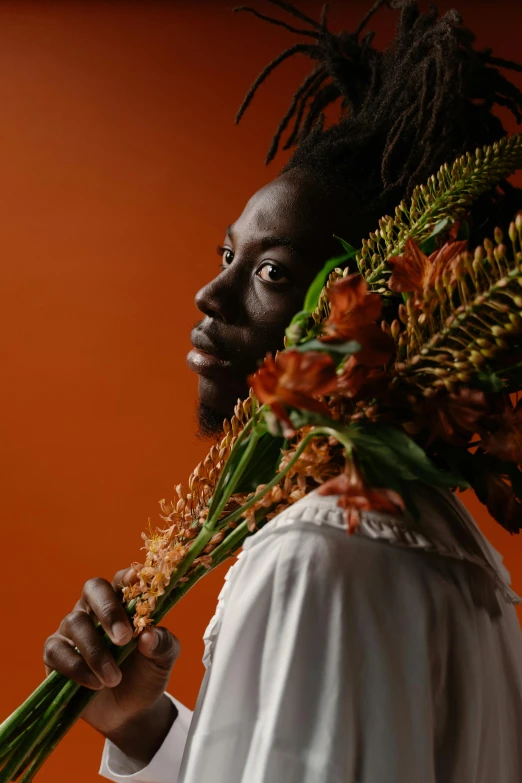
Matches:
[187,330,234,378]
[186,347,234,377]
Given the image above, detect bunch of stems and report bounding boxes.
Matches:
[0,407,345,782]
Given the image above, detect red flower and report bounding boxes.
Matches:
[321,274,394,365]
[248,351,337,434]
[388,237,467,301]
[336,355,391,400]
[484,472,522,534]
[483,399,522,464]
[317,461,405,534]
[426,387,488,446]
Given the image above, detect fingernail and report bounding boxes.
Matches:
[101,660,121,687]
[86,673,103,691]
[111,621,131,644]
[147,629,160,653]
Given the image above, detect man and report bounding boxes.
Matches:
[44,2,522,781]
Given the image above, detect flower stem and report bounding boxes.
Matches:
[0,679,79,782]
[152,425,261,619]
[0,671,65,747]
[205,418,254,522]
[215,426,351,530]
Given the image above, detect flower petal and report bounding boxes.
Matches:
[388,238,429,294]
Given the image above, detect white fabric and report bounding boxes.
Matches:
[100,695,192,782]
[100,484,522,783]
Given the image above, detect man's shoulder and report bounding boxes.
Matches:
[241,483,519,609]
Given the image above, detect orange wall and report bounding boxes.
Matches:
[1,2,521,780]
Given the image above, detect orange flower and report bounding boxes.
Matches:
[317,461,405,534]
[388,237,467,300]
[336,355,390,399]
[426,387,487,446]
[248,350,338,434]
[483,472,522,534]
[483,400,522,464]
[321,274,394,365]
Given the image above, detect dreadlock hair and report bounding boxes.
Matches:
[234,0,522,244]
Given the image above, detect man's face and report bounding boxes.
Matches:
[187,168,348,434]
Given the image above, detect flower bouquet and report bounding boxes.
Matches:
[3,133,522,780]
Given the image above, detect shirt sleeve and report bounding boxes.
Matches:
[99,694,193,783]
[180,522,450,783]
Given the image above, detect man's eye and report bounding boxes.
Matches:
[217,246,234,268]
[256,262,288,284]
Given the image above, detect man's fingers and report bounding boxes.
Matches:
[111,567,138,594]
[43,633,104,690]
[136,628,181,672]
[59,610,123,688]
[80,577,133,645]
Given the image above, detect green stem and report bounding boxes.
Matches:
[18,682,100,783]
[0,730,25,765]
[0,672,65,747]
[215,426,351,531]
[152,424,261,618]
[0,680,79,782]
[205,427,260,527]
[205,418,254,522]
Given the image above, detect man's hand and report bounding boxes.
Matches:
[43,568,181,764]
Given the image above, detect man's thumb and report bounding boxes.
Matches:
[136,627,180,671]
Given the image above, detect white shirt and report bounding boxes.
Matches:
[100,484,522,783]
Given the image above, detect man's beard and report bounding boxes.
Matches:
[197,402,226,439]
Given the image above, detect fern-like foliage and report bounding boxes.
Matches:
[311,133,522,325]
[391,220,522,394]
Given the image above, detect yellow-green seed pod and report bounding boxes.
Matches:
[510,222,518,243]
[391,319,401,340]
[397,304,408,328]
[470,350,486,365]
[494,226,503,245]
[474,245,485,263]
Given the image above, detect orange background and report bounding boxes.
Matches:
[1,1,521,780]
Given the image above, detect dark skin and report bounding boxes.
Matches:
[43,169,353,765]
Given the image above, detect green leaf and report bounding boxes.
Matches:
[456,220,470,241]
[349,423,468,490]
[475,370,505,393]
[233,433,285,495]
[302,244,358,313]
[356,455,421,523]
[419,218,451,255]
[333,235,358,256]
[294,338,361,355]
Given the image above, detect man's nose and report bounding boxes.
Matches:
[194,273,238,324]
